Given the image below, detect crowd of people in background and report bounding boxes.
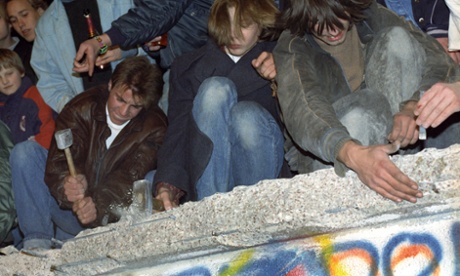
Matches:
[0,0,459,252]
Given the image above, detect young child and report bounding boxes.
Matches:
[151,0,288,209]
[0,48,54,149]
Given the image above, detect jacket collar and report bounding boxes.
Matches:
[92,86,146,132]
[198,39,275,96]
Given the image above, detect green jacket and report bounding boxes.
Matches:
[274,1,460,175]
[0,121,15,243]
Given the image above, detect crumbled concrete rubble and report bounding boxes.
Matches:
[1,145,459,275]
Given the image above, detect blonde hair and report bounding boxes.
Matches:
[0,48,25,75]
[208,0,278,46]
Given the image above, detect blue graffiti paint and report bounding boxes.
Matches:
[333,241,380,276]
[382,233,442,276]
[452,222,460,276]
[216,245,326,276]
[173,266,212,276]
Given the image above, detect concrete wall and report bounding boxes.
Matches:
[126,214,459,275]
[0,145,459,275]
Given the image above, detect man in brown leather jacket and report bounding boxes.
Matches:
[11,56,167,250]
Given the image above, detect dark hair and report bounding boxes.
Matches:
[110,56,163,109]
[279,0,372,37]
[6,0,48,12]
[208,0,279,46]
[0,48,25,75]
[0,2,7,19]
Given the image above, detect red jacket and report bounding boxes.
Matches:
[0,76,55,149]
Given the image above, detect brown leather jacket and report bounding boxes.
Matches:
[45,85,167,226]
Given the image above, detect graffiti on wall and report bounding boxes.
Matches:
[168,222,459,276]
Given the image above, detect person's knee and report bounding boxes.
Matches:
[341,107,390,145]
[380,26,419,60]
[231,102,278,148]
[196,77,237,112]
[10,141,38,167]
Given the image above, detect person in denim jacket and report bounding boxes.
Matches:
[72,0,214,114]
[73,0,213,75]
[274,0,460,204]
[31,0,145,113]
[377,0,460,63]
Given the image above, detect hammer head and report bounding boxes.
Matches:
[54,129,73,150]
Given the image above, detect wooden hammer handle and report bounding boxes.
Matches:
[64,148,77,177]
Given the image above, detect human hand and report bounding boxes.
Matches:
[388,101,418,147]
[252,51,276,80]
[415,82,460,128]
[144,36,163,52]
[436,37,460,63]
[72,196,97,225]
[63,174,88,203]
[95,47,123,68]
[155,186,178,211]
[73,34,112,76]
[338,141,422,203]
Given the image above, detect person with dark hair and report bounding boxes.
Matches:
[274,0,460,204]
[71,0,215,115]
[32,0,149,113]
[6,0,48,43]
[150,0,288,209]
[10,56,167,250]
[1,0,47,84]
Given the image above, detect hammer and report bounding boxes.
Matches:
[54,129,77,176]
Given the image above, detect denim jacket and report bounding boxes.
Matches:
[378,0,449,38]
[106,0,213,69]
[274,1,460,176]
[31,0,140,113]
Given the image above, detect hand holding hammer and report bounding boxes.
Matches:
[55,129,85,201]
[54,129,77,177]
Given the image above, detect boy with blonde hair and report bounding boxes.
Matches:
[152,0,289,209]
[0,48,54,148]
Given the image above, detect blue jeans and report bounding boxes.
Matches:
[192,77,284,200]
[10,141,85,249]
[292,26,460,173]
[383,0,417,27]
